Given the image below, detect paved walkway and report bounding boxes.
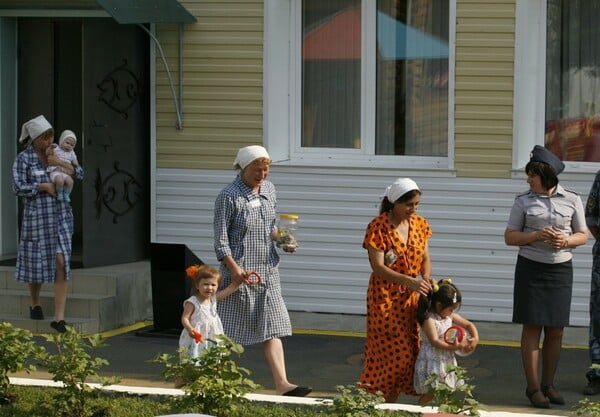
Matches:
[13,314,597,416]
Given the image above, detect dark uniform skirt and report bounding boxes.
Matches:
[512,255,573,327]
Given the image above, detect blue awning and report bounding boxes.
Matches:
[377,11,448,60]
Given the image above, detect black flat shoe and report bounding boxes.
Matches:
[50,320,67,333]
[526,388,550,409]
[30,305,44,320]
[542,384,565,405]
[282,386,312,397]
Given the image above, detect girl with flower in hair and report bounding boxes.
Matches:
[178,264,241,363]
[413,279,479,405]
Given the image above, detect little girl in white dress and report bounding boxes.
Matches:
[179,264,241,361]
[413,279,479,405]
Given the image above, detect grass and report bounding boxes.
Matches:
[0,385,423,417]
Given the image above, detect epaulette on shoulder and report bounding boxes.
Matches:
[516,189,530,198]
[562,187,580,196]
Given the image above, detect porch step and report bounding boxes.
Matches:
[0,261,152,334]
[1,313,100,334]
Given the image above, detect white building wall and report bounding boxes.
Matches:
[155,167,596,327]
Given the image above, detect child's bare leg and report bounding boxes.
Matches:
[63,176,74,203]
[54,175,65,201]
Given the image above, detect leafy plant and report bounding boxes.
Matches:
[0,322,42,404]
[575,364,600,416]
[36,326,120,417]
[424,364,482,416]
[322,383,387,417]
[151,334,260,416]
[575,398,600,417]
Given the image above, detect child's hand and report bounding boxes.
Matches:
[458,336,477,354]
[190,330,204,344]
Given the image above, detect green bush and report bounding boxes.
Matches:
[323,383,386,417]
[151,334,260,416]
[0,322,42,404]
[424,364,482,416]
[36,327,120,417]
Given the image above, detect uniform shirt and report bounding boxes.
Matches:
[507,184,586,264]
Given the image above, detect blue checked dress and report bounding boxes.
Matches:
[12,146,84,283]
[214,176,292,345]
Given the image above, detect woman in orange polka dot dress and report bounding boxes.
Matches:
[360,178,434,402]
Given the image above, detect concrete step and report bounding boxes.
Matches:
[1,313,100,334]
[0,261,152,333]
[0,288,112,320]
[0,267,118,296]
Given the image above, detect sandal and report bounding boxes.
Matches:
[542,384,565,405]
[525,388,550,409]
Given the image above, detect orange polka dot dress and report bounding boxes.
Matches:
[359,212,432,402]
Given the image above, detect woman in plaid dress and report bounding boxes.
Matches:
[12,115,84,333]
[214,145,311,397]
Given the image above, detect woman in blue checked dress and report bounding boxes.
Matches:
[213,145,311,397]
[12,115,84,333]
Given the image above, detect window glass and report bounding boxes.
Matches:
[301,0,449,156]
[376,0,449,156]
[546,0,600,162]
[302,0,361,148]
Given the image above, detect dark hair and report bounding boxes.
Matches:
[379,189,422,214]
[416,280,462,325]
[525,160,559,190]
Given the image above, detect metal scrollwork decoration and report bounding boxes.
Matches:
[97,59,140,119]
[95,161,142,223]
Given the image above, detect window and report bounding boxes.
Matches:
[291,0,453,168]
[545,0,600,163]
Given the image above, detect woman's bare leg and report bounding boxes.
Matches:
[53,253,68,322]
[263,338,296,394]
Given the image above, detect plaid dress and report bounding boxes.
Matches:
[12,146,84,283]
[214,176,292,345]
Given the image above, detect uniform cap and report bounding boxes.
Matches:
[530,145,565,175]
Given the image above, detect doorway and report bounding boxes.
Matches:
[17,17,150,267]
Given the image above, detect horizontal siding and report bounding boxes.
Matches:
[0,0,98,8]
[454,0,516,179]
[156,0,263,170]
[155,167,595,326]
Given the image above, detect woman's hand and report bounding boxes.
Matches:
[39,182,56,197]
[549,229,568,249]
[230,268,247,286]
[411,277,433,297]
[282,244,298,253]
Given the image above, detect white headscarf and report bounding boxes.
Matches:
[384,178,420,202]
[19,115,52,144]
[233,145,270,169]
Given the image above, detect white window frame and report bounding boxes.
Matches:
[513,0,600,174]
[264,0,456,171]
